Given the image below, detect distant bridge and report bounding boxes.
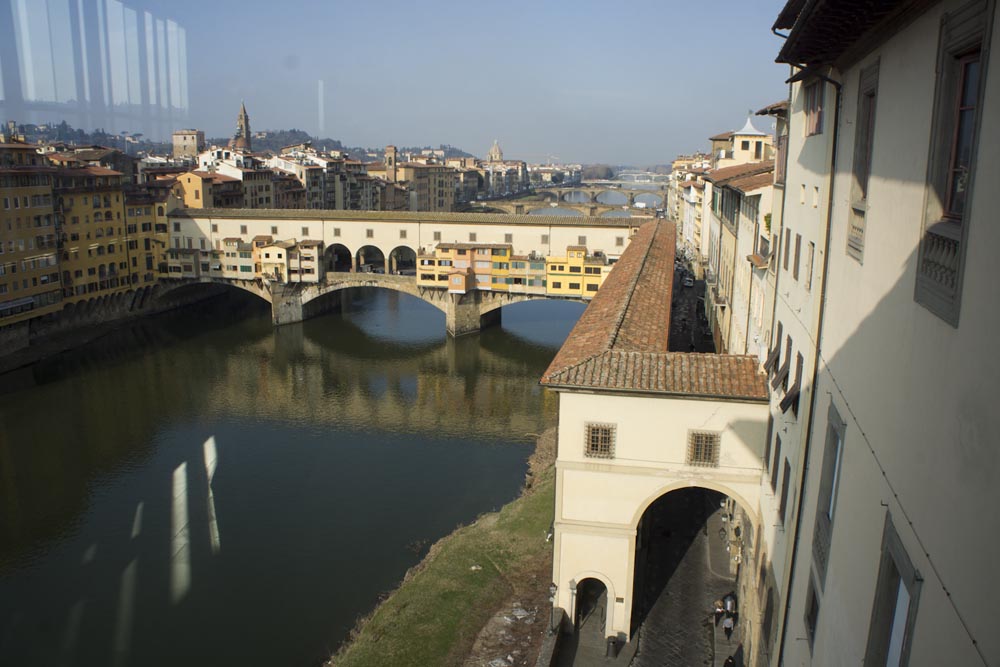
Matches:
[157,273,593,337]
[472,187,667,217]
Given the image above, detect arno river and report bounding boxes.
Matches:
[0,289,584,667]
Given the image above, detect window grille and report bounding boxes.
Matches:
[687,431,720,467]
[584,423,615,459]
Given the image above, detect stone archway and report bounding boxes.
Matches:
[325,243,352,273]
[388,245,416,275]
[355,245,386,274]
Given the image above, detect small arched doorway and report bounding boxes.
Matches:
[575,578,608,630]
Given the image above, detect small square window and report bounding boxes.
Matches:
[240,225,247,235]
[366,229,374,238]
[584,423,615,459]
[334,228,341,237]
[400,229,407,239]
[505,233,513,243]
[272,226,278,235]
[541,234,549,244]
[301,227,309,237]
[469,232,477,242]
[433,231,442,241]
[578,235,587,245]
[687,431,720,467]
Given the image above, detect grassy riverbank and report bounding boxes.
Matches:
[330,432,556,667]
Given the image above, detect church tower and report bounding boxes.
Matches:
[488,139,503,163]
[385,145,398,182]
[230,101,252,151]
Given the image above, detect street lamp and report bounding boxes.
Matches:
[549,583,559,634]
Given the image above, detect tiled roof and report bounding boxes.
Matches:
[709,131,734,141]
[757,100,789,116]
[729,170,774,193]
[541,220,768,401]
[704,160,774,185]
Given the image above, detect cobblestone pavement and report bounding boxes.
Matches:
[630,489,735,667]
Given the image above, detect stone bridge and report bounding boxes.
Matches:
[157,273,590,336]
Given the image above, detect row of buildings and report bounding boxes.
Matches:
[168,105,536,214]
[549,0,999,665]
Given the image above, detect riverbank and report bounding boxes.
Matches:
[329,428,557,667]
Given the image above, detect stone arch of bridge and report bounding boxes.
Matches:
[298,275,451,316]
[477,293,586,318]
[560,189,596,203]
[593,189,630,205]
[632,191,666,207]
[154,276,274,304]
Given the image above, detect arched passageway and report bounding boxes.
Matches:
[325,243,352,273]
[630,487,738,665]
[355,245,386,273]
[388,245,416,275]
[554,577,611,667]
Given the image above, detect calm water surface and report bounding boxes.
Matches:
[0,289,584,667]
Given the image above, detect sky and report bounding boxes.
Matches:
[85,0,792,165]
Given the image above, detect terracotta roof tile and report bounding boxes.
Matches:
[541,220,768,401]
[729,170,774,193]
[704,160,774,185]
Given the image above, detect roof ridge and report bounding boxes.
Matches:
[606,220,660,352]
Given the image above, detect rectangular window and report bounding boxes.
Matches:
[301,227,309,237]
[577,235,586,245]
[915,3,987,326]
[366,229,374,238]
[813,402,846,586]
[433,231,442,241]
[805,579,821,649]
[240,225,247,235]
[770,436,782,492]
[399,229,407,239]
[541,234,549,244]
[741,140,750,151]
[552,281,562,289]
[793,233,802,280]
[584,423,615,459]
[848,63,880,262]
[568,282,580,290]
[211,224,218,233]
[864,515,921,666]
[616,236,624,247]
[687,431,720,467]
[333,228,341,237]
[504,233,513,243]
[783,228,791,270]
[778,458,791,523]
[173,222,180,232]
[804,81,824,136]
[469,232,477,242]
[780,353,804,415]
[806,242,815,291]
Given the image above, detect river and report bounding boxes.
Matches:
[0,289,584,667]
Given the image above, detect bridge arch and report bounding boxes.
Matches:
[633,192,664,208]
[154,277,274,305]
[594,189,629,206]
[560,189,594,204]
[298,275,450,315]
[325,243,353,273]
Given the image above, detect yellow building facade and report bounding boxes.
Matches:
[0,143,61,326]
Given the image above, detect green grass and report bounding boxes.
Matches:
[330,467,555,667]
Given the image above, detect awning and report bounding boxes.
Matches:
[748,253,770,270]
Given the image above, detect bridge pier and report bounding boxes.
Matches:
[271,285,305,326]
[444,292,502,337]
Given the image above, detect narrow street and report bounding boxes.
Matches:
[630,489,735,667]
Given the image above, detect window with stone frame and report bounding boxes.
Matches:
[584,423,616,459]
[847,62,880,262]
[804,81,825,136]
[915,1,988,326]
[864,514,922,665]
[686,430,720,467]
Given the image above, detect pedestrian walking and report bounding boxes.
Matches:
[722,615,734,642]
[713,598,725,626]
[724,657,736,667]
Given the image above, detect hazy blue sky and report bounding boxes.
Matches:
[135,0,789,164]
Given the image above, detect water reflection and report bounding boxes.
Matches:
[0,288,582,666]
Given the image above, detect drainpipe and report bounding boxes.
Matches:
[776,68,842,666]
